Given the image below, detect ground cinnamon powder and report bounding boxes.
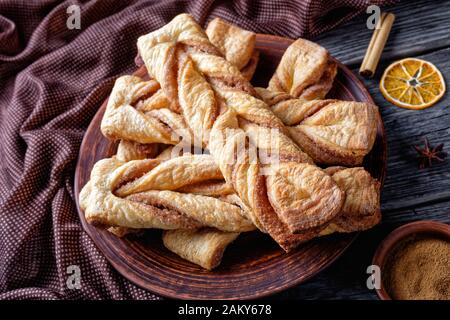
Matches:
[383,235,450,300]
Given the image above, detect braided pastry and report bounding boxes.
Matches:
[205,17,259,80]
[108,141,255,270]
[257,88,378,165]
[116,140,160,162]
[92,145,380,267]
[163,228,239,270]
[258,38,378,165]
[82,143,380,267]
[80,155,255,232]
[101,76,191,145]
[101,18,259,148]
[113,144,382,233]
[116,144,381,233]
[80,15,383,269]
[137,14,344,251]
[105,29,376,167]
[321,166,381,234]
[104,17,376,166]
[268,38,337,101]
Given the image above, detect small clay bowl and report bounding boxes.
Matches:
[372,220,450,300]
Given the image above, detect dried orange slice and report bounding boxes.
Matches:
[380,58,446,110]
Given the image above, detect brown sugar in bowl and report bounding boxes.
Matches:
[372,220,450,300]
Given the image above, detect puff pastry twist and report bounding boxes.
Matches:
[260,38,378,165]
[101,18,259,148]
[137,14,345,251]
[114,148,381,234]
[87,145,380,267]
[160,155,380,269]
[162,228,240,270]
[81,16,382,268]
[268,38,337,101]
[257,88,378,165]
[104,34,377,168]
[80,154,255,233]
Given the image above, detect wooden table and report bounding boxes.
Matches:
[275,0,450,299]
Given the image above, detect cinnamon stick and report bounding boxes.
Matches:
[359,12,395,78]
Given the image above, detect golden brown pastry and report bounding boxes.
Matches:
[161,163,380,269]
[113,153,223,196]
[321,167,381,234]
[80,159,198,230]
[80,156,255,232]
[258,37,378,166]
[110,143,234,239]
[177,179,234,197]
[108,141,249,260]
[80,15,382,270]
[137,14,344,251]
[100,18,259,149]
[109,140,160,236]
[268,38,337,100]
[163,228,239,270]
[115,145,381,226]
[82,146,379,268]
[116,140,159,162]
[288,100,378,166]
[104,18,376,168]
[101,75,191,145]
[134,147,381,233]
[108,149,381,236]
[205,17,259,81]
[257,88,378,166]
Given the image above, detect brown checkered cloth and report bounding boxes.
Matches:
[0,0,397,300]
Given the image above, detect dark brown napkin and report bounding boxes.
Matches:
[0,0,397,299]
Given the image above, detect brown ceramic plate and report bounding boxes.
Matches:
[74,34,387,300]
[372,220,450,300]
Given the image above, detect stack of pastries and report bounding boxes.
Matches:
[80,14,381,270]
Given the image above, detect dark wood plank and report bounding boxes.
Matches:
[383,197,450,224]
[314,0,450,66]
[352,47,450,212]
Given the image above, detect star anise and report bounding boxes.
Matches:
[413,137,447,169]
